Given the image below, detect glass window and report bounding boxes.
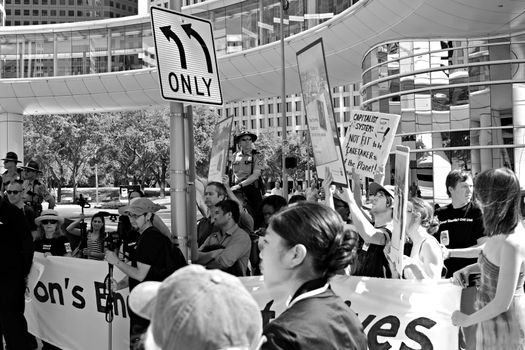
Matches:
[56,31,72,75]
[295,101,301,111]
[259,105,265,114]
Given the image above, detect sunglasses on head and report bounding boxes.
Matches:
[41,220,58,225]
[6,190,21,194]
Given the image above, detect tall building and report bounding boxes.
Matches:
[361,37,525,200]
[4,0,138,26]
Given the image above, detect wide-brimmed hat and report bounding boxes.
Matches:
[2,151,21,163]
[35,209,64,225]
[129,264,262,350]
[235,130,257,143]
[369,182,395,198]
[118,197,165,216]
[20,160,42,173]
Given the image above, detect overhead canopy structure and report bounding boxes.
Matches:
[0,0,524,114]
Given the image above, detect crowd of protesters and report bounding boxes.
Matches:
[1,142,524,350]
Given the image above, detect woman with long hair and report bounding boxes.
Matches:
[260,201,367,349]
[66,212,106,260]
[451,168,525,349]
[402,197,444,280]
[34,209,71,257]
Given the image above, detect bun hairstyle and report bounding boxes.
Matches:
[408,198,439,235]
[269,202,358,278]
[474,168,521,236]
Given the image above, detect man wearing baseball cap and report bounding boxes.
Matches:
[1,151,22,194]
[327,168,395,278]
[129,264,263,350]
[105,197,187,347]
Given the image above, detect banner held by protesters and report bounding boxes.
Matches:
[343,110,400,179]
[27,253,461,350]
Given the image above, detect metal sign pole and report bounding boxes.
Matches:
[169,0,188,260]
[280,0,288,201]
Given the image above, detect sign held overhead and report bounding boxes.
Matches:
[151,6,223,105]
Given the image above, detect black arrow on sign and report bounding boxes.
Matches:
[160,25,187,70]
[182,23,213,73]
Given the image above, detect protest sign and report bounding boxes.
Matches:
[389,145,411,277]
[343,110,400,179]
[25,253,130,350]
[297,38,347,186]
[244,275,461,350]
[208,116,233,182]
[27,254,461,350]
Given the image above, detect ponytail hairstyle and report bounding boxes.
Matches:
[474,168,521,236]
[269,202,358,278]
[408,197,439,235]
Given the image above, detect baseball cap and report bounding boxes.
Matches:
[129,264,263,350]
[369,182,395,198]
[118,197,165,216]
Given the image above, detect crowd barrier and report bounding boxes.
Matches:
[25,253,462,350]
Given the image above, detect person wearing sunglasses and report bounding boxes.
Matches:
[0,180,34,350]
[6,180,37,237]
[34,210,71,258]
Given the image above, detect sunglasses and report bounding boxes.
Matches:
[240,138,252,142]
[6,190,21,194]
[41,220,58,225]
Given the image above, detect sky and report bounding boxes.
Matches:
[138,0,148,15]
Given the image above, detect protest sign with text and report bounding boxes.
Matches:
[26,255,461,350]
[296,38,347,186]
[343,110,400,179]
[208,116,233,182]
[25,253,130,350]
[389,145,411,277]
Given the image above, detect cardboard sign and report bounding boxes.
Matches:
[343,110,400,179]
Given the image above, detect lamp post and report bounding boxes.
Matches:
[280,0,288,201]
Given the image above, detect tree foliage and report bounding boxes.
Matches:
[23,106,220,200]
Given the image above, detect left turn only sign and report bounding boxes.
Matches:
[151,6,223,105]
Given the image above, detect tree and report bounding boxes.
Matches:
[24,114,104,201]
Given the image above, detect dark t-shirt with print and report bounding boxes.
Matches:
[434,201,484,277]
[34,236,72,256]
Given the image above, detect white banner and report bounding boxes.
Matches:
[343,110,400,179]
[244,275,462,350]
[26,257,461,350]
[26,253,130,350]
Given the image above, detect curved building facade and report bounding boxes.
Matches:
[361,33,525,200]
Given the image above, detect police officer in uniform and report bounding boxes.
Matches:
[1,151,22,194]
[21,160,55,217]
[230,131,264,220]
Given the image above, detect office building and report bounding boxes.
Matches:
[3,0,138,26]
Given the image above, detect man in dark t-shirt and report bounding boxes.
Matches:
[433,170,485,350]
[434,170,485,278]
[435,201,484,277]
[105,198,186,348]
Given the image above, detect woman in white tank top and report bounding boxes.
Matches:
[403,197,444,280]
